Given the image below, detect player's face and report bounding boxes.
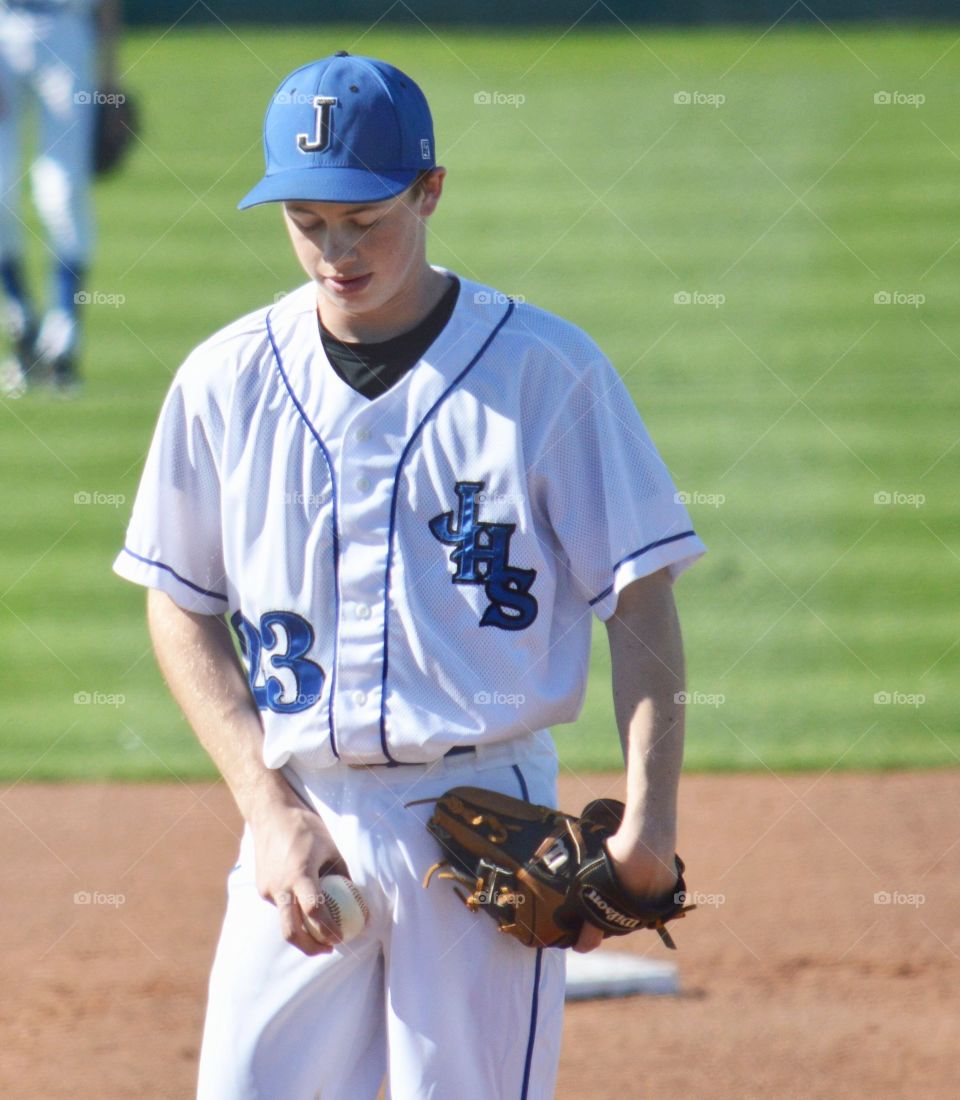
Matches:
[282,170,445,337]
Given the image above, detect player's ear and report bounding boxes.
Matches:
[415,167,445,218]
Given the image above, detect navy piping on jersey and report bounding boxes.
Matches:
[379,300,516,763]
[121,547,228,602]
[588,530,698,606]
[266,309,342,760]
[511,762,530,801]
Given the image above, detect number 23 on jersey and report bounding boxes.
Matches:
[230,610,324,714]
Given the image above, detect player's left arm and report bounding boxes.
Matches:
[574,565,686,952]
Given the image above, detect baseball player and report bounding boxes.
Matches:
[114,52,706,1100]
[0,0,119,393]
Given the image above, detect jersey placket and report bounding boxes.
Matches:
[332,409,399,760]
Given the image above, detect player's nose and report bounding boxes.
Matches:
[321,243,358,270]
[321,230,360,269]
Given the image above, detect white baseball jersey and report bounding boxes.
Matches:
[115,273,706,769]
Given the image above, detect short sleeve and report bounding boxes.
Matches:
[113,365,229,614]
[537,357,706,621]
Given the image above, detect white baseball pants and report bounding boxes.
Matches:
[197,733,566,1100]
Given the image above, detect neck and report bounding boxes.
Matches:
[318,265,449,344]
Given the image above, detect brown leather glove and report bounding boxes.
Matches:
[420,786,693,949]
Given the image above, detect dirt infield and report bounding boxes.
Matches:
[1,770,956,1098]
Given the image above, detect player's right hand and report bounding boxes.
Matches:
[249,802,350,956]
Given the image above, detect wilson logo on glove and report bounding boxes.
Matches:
[580,888,641,930]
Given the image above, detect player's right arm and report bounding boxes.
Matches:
[146,588,346,956]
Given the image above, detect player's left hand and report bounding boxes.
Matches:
[573,831,680,953]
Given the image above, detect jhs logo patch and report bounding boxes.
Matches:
[429,481,538,631]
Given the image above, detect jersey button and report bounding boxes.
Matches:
[355,476,370,493]
[353,690,367,706]
[356,603,371,619]
[355,427,371,442]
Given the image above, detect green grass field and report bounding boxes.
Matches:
[1,24,956,779]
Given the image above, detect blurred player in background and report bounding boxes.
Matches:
[0,0,120,394]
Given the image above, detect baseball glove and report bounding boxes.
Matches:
[94,88,139,176]
[419,786,693,950]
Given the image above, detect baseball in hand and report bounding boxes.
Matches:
[304,875,370,945]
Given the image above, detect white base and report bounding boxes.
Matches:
[564,949,679,1000]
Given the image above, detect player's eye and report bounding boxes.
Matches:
[289,211,323,231]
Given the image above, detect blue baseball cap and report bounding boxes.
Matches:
[238,52,435,209]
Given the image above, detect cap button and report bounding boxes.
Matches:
[334,50,349,57]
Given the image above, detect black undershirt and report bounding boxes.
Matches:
[320,277,461,399]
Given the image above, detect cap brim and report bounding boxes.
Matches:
[238,166,417,210]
